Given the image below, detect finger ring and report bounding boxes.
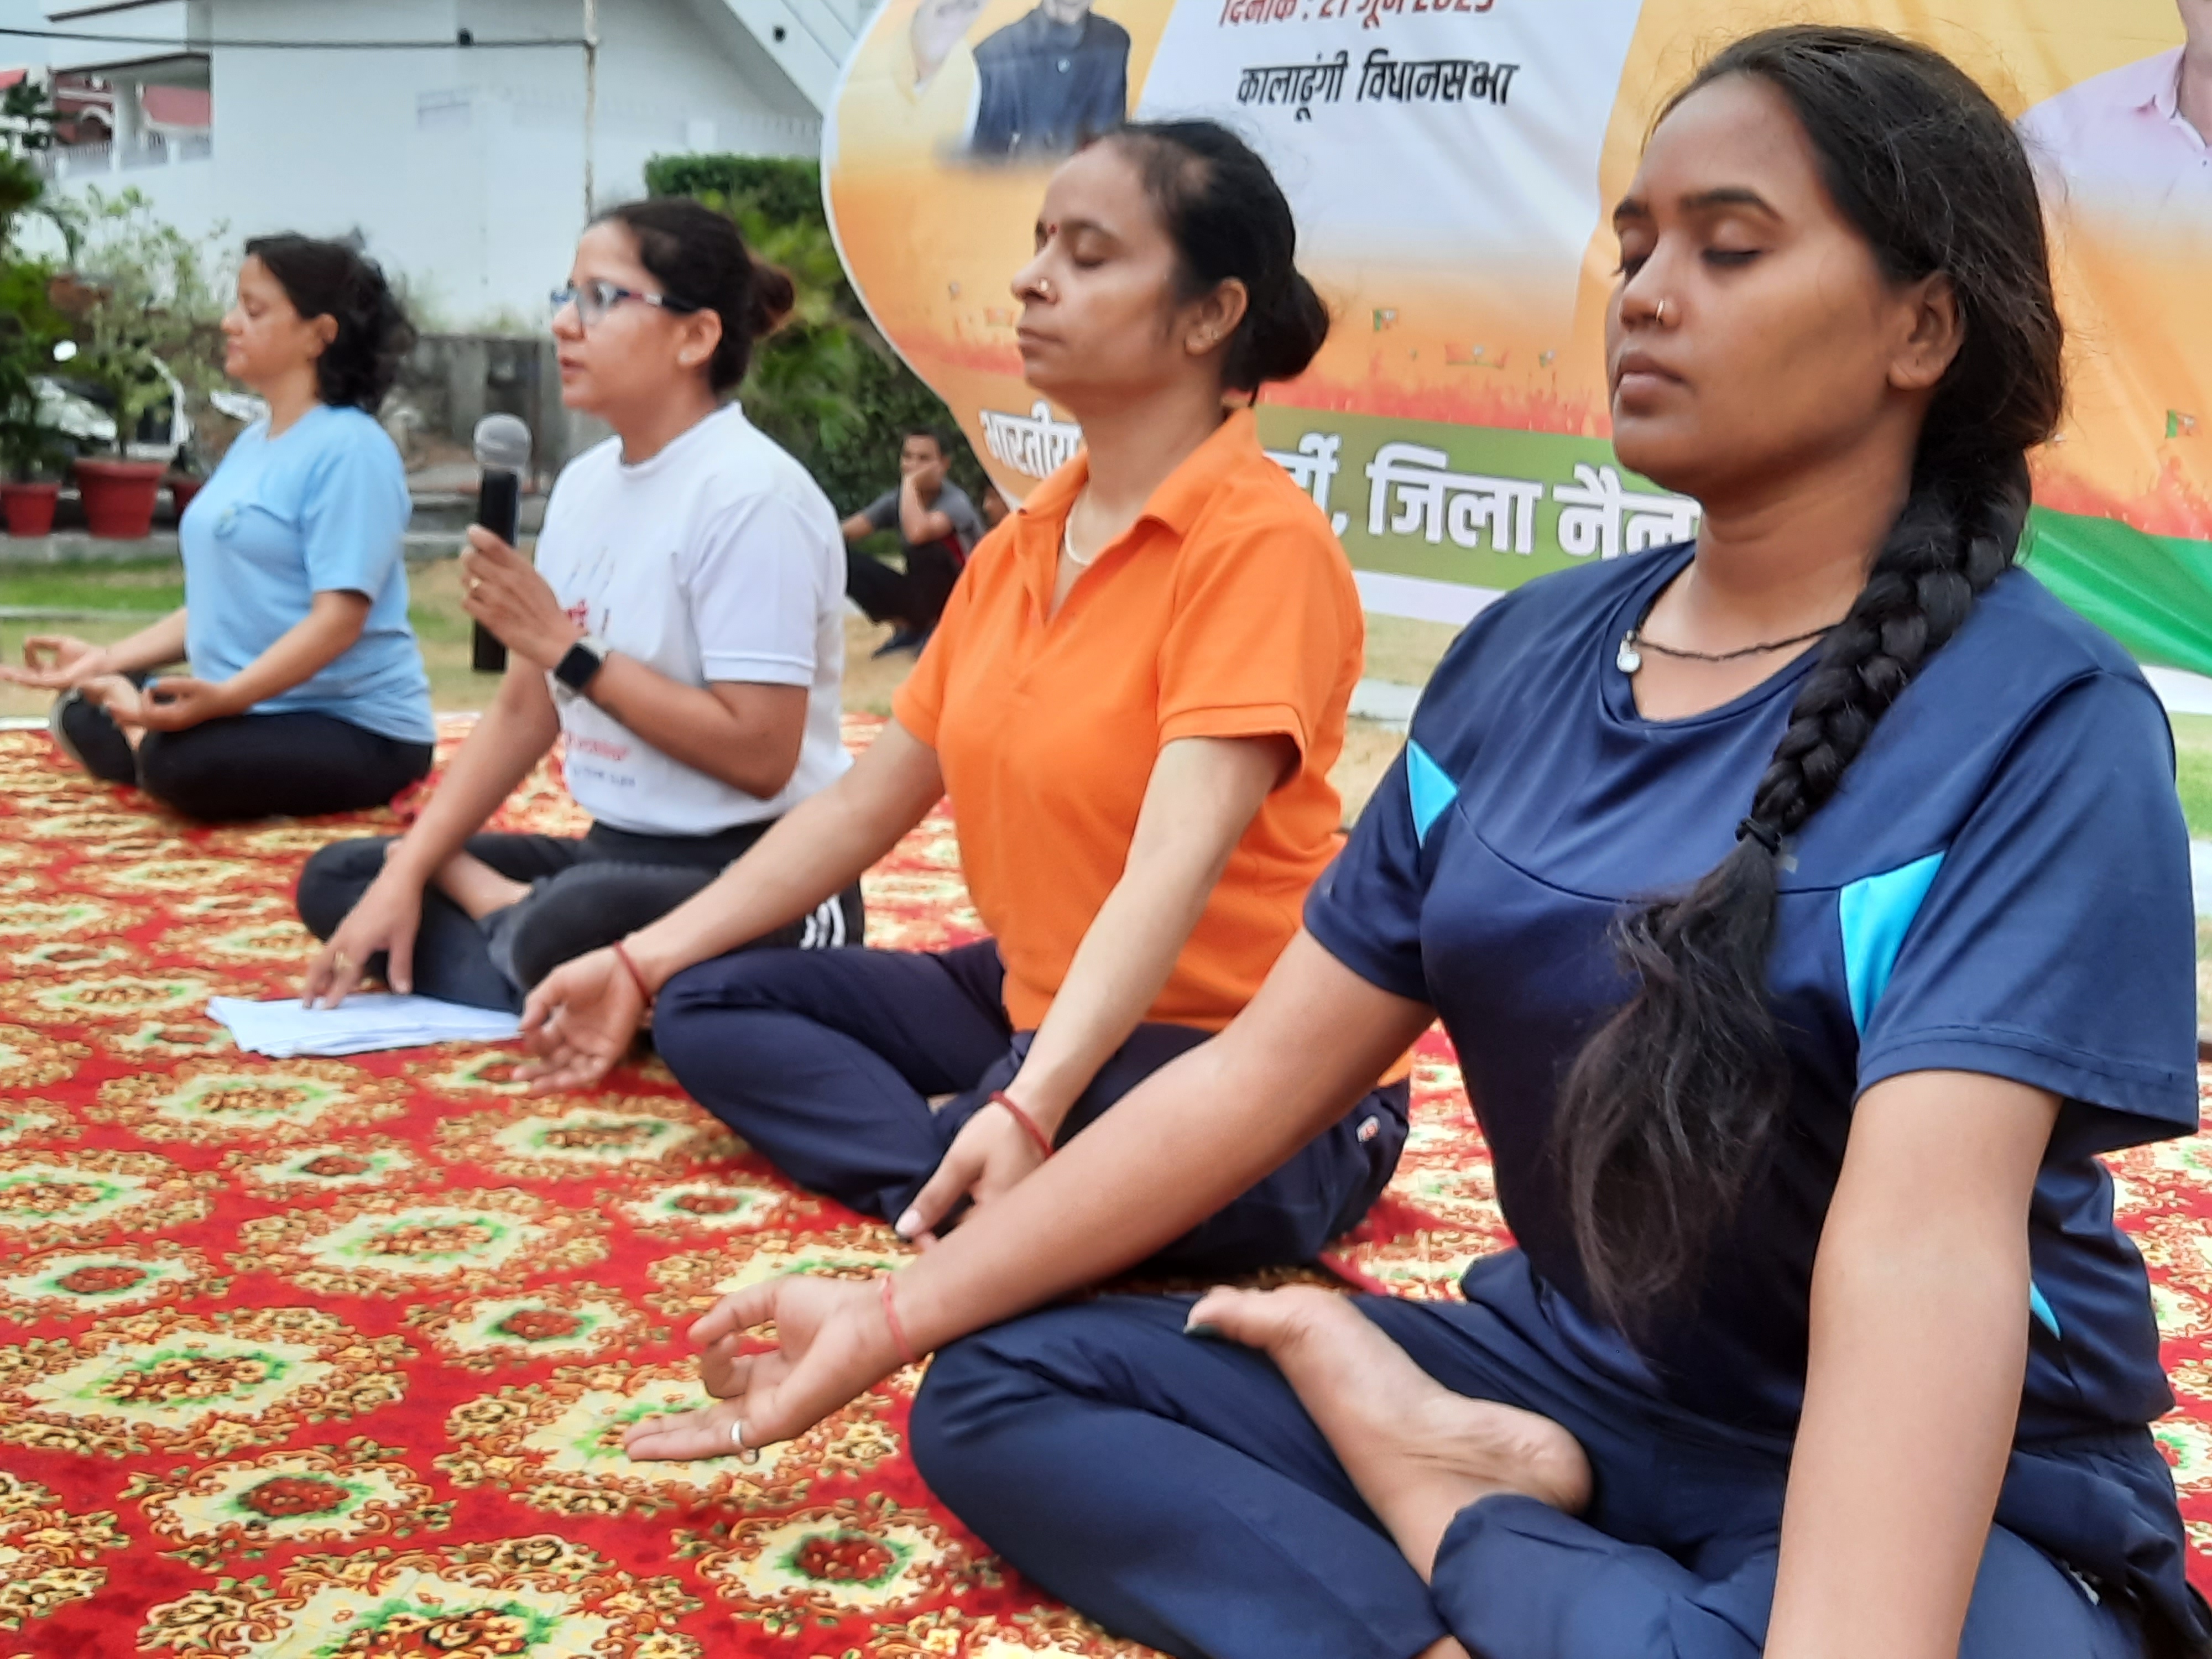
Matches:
[467,578,483,596]
[332,952,354,971]
[730,1418,759,1463]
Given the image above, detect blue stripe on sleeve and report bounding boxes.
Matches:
[1837,851,1946,1035]
[1406,741,1458,844]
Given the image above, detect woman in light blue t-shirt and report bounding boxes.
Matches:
[6,235,436,820]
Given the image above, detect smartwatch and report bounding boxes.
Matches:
[553,633,611,698]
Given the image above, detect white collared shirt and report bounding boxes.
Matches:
[2018,46,2212,222]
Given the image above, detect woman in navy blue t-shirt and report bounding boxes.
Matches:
[622,27,2208,1659]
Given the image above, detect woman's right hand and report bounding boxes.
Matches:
[301,866,424,1008]
[624,1274,904,1461]
[2,634,111,691]
[517,947,648,1093]
[80,673,147,727]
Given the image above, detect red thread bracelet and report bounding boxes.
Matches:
[611,938,653,1003]
[989,1090,1055,1160]
[879,1274,919,1366]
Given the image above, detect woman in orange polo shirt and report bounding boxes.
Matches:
[520,119,1406,1272]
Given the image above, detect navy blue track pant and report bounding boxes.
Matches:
[654,939,1411,1275]
[912,1274,2182,1659]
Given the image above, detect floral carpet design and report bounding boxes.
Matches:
[0,716,2206,1656]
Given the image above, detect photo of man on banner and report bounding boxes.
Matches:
[2016,0,2211,222]
[969,0,1133,156]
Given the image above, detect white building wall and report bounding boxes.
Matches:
[30,0,824,324]
[455,0,818,320]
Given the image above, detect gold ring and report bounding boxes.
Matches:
[467,578,483,596]
[332,952,354,971]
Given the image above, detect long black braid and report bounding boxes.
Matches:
[1550,28,2067,1324]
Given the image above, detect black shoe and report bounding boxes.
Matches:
[872,627,926,659]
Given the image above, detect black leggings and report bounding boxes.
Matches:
[52,687,433,822]
[846,540,963,634]
[297,820,866,1013]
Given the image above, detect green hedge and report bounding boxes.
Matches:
[641,153,991,515]
[642,154,827,236]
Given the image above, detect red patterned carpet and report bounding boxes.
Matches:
[1,714,2207,1656]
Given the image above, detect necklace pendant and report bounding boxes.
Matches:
[1615,635,1642,674]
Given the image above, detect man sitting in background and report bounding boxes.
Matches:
[842,429,987,657]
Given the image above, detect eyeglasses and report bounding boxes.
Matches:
[549,279,701,328]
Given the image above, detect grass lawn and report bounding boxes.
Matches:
[0,557,924,728]
[0,559,187,613]
[8,556,2208,832]
[0,556,1413,818]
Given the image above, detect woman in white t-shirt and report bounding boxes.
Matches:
[297,199,858,1011]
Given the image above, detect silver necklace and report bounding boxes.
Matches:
[1061,520,1094,569]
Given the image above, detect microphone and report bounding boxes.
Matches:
[469,413,534,674]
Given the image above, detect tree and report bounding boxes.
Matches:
[1,79,83,258]
[641,153,990,511]
[0,81,75,479]
[59,187,227,454]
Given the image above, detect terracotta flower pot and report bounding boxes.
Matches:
[168,476,204,519]
[1,481,61,537]
[74,458,168,540]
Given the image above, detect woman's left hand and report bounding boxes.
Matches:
[461,528,578,672]
[516,947,649,1093]
[134,676,243,732]
[895,1098,1050,1243]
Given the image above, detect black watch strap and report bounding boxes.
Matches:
[554,637,607,694]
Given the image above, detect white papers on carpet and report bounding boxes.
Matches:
[208,994,522,1057]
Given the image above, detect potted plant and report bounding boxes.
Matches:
[0,256,67,536]
[68,326,177,538]
[0,415,66,536]
[55,189,221,540]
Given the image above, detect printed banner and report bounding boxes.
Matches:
[825,0,2212,669]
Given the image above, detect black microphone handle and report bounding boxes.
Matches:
[470,468,522,674]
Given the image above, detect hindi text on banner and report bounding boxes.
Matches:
[978,400,1086,481]
[1552,462,1701,559]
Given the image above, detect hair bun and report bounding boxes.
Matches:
[595,197,795,392]
[747,261,796,340]
[1232,270,1329,391]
